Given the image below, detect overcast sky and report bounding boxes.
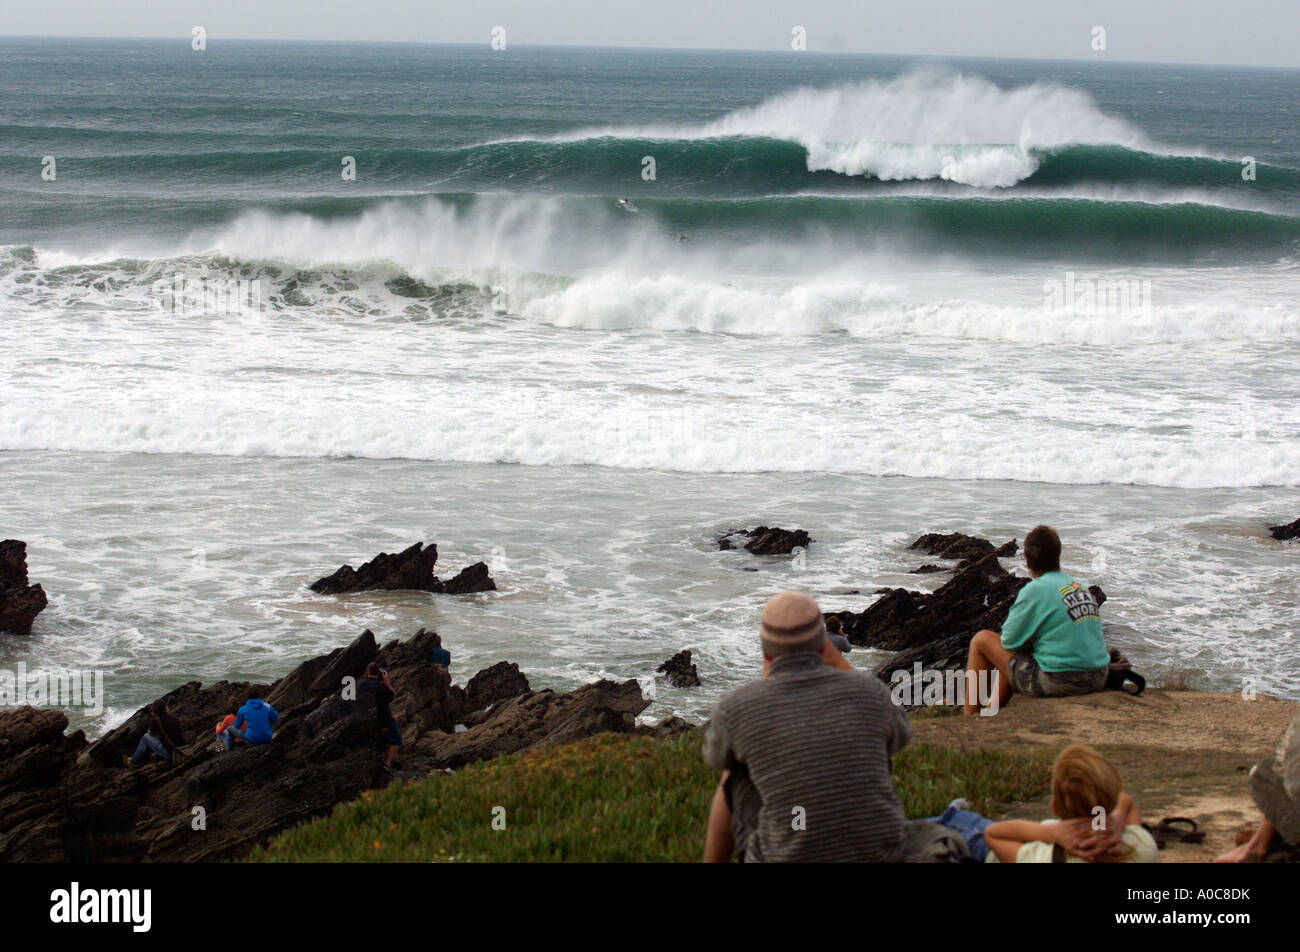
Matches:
[5,0,1299,68]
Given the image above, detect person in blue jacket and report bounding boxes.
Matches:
[220,687,279,748]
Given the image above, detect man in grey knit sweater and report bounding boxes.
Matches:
[702,591,965,863]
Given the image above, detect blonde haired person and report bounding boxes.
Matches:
[984,745,1159,863]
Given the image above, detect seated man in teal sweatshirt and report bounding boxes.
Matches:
[963,525,1109,715]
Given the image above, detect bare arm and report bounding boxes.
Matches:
[703,774,734,863]
[983,819,1076,863]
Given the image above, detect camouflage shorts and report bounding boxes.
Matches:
[1007,653,1107,698]
[1251,759,1300,846]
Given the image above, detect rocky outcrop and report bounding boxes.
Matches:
[657,650,700,688]
[310,542,496,595]
[876,631,974,684]
[718,527,812,555]
[830,551,1029,652]
[0,628,650,862]
[461,661,530,713]
[1269,517,1300,542]
[0,540,47,636]
[440,561,497,595]
[409,679,650,770]
[908,531,1017,567]
[0,707,76,761]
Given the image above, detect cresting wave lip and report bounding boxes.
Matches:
[9,186,1300,276]
[5,245,1300,347]
[481,70,1232,189]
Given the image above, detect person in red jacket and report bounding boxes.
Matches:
[213,697,242,749]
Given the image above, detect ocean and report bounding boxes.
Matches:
[1,38,1297,733]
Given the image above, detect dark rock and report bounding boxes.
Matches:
[310,541,438,594]
[266,628,379,713]
[408,679,650,771]
[310,542,495,595]
[830,588,925,649]
[0,540,48,636]
[719,526,812,555]
[657,650,700,688]
[908,531,1016,564]
[640,716,698,737]
[909,532,993,561]
[875,631,974,684]
[0,707,70,761]
[440,561,497,595]
[833,552,1028,652]
[910,564,947,574]
[0,628,641,862]
[461,661,530,713]
[1269,517,1300,542]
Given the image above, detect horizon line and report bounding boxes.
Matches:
[1,33,1298,73]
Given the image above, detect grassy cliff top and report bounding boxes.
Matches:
[252,732,1047,862]
[252,689,1295,863]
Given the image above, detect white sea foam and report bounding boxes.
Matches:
[3,267,1298,490]
[538,70,1159,187]
[513,271,1300,344]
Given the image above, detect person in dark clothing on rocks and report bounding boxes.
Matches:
[359,662,402,771]
[126,700,186,766]
[431,644,451,669]
[824,615,852,654]
[702,591,966,863]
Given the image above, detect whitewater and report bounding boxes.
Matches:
[1,41,1298,730]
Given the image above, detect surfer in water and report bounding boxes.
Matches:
[617,197,638,213]
[676,233,691,243]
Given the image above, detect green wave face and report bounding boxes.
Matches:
[1027,145,1300,193]
[6,136,1298,199]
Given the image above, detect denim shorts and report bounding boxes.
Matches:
[380,723,402,747]
[927,804,993,862]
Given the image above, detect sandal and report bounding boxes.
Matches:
[1143,817,1205,846]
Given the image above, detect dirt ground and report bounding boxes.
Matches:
[909,689,1297,863]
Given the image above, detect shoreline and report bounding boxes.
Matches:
[4,451,1299,733]
[3,613,1294,862]
[2,520,1297,861]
